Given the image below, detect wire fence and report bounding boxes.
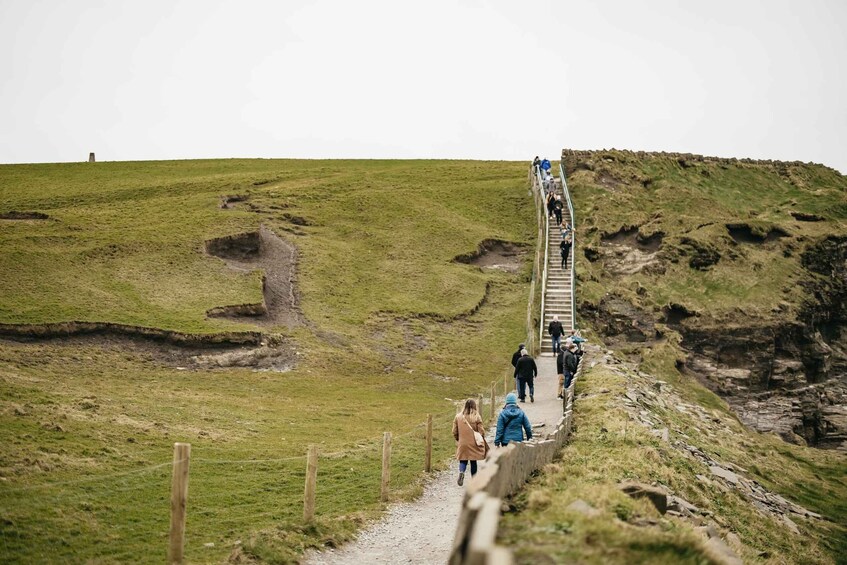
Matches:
[0,383,509,563]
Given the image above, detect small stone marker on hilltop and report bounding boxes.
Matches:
[88,152,95,162]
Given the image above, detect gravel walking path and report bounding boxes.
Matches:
[302,353,563,565]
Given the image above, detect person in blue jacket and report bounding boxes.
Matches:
[494,393,533,447]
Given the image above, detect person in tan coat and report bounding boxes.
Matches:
[452,398,488,486]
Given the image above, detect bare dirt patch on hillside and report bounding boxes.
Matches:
[599,227,664,275]
[205,226,303,328]
[726,223,789,245]
[0,211,50,220]
[0,333,296,372]
[453,240,527,273]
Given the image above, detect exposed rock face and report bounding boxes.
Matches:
[583,235,847,450]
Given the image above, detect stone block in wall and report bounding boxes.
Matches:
[467,497,503,565]
[449,491,489,565]
[487,546,514,565]
[467,463,498,499]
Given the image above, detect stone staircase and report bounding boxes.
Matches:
[541,178,573,357]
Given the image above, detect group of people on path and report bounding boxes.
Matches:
[452,156,581,486]
[535,157,574,271]
[451,393,532,485]
[548,316,585,398]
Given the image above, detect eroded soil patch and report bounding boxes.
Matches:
[790,211,824,222]
[0,334,295,372]
[205,226,303,328]
[0,211,50,220]
[599,227,664,275]
[453,240,527,273]
[726,223,789,245]
[219,195,249,209]
[662,303,697,326]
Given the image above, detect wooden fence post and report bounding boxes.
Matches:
[303,445,318,521]
[381,432,392,501]
[425,414,433,473]
[168,442,191,564]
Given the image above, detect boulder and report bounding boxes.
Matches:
[566,499,601,518]
[709,465,739,485]
[618,481,668,514]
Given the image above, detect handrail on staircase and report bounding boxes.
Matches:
[558,162,576,330]
[535,167,549,348]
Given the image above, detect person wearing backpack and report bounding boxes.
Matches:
[452,398,489,486]
[494,393,533,447]
[548,315,565,355]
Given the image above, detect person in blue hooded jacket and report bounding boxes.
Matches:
[494,393,533,447]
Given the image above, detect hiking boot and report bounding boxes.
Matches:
[457,472,465,486]
[530,395,534,403]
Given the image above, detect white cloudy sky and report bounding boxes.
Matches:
[1,0,845,171]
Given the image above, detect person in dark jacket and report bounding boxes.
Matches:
[560,235,572,270]
[494,393,533,447]
[513,349,538,402]
[546,191,556,218]
[548,315,564,355]
[563,342,579,390]
[510,342,525,393]
[556,347,566,399]
[510,343,525,368]
[553,196,563,226]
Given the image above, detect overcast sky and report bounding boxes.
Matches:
[1,0,845,172]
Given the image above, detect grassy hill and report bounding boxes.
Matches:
[2,154,845,564]
[0,159,535,563]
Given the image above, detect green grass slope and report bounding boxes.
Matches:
[0,159,535,563]
[0,159,532,332]
[568,150,847,316]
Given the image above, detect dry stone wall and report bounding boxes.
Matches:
[560,148,833,176]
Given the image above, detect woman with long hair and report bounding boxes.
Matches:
[452,398,489,486]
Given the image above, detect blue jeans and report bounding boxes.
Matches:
[459,460,478,475]
[552,335,562,354]
[564,371,573,389]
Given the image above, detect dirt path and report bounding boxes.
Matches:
[302,354,563,564]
